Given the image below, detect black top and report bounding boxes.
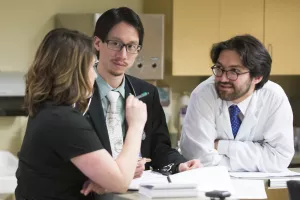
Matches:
[15,102,103,200]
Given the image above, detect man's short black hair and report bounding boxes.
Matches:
[210,34,272,90]
[94,7,144,46]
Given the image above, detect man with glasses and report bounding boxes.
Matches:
[180,34,294,172]
[82,7,200,195]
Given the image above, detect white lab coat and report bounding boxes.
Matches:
[180,76,294,172]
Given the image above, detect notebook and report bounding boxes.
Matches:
[139,183,198,198]
[129,170,168,190]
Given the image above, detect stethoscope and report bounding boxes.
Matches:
[93,60,137,96]
[81,74,136,115]
[73,94,92,116]
[80,63,146,139]
[80,74,146,152]
[79,59,137,116]
[125,74,137,96]
[82,96,92,116]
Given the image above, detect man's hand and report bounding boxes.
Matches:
[134,158,147,178]
[80,180,107,196]
[178,159,201,172]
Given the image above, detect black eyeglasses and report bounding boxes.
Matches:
[105,40,142,54]
[211,65,250,81]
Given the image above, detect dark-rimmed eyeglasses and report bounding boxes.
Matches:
[211,65,250,81]
[105,40,142,54]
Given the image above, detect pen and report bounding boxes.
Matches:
[136,92,149,99]
[167,175,172,183]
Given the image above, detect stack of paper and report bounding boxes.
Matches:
[170,166,235,196]
[230,169,300,180]
[269,177,300,189]
[139,183,198,198]
[231,179,267,199]
[229,169,300,189]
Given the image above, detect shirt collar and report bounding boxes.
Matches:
[95,68,125,100]
[227,93,253,115]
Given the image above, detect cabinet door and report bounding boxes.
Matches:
[220,0,264,42]
[172,0,220,76]
[265,0,300,75]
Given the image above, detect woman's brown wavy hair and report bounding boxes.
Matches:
[24,28,94,116]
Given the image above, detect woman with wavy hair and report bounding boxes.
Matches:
[15,28,147,200]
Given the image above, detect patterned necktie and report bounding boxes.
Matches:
[106,91,123,159]
[229,105,241,138]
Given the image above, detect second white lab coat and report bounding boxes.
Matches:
[180,76,294,172]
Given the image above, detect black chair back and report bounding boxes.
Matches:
[287,180,300,200]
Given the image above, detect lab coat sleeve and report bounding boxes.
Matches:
[180,89,228,167]
[218,94,295,172]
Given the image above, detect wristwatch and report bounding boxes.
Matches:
[159,163,180,175]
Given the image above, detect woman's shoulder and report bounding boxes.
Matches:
[32,102,87,128]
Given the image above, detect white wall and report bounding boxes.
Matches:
[0,0,143,154]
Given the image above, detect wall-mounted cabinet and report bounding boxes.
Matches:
[219,0,264,42]
[174,0,264,76]
[144,0,299,76]
[145,0,264,76]
[264,0,300,75]
[172,0,220,76]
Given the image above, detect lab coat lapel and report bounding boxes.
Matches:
[235,92,260,140]
[216,100,234,139]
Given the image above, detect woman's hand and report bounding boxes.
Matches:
[125,94,147,131]
[81,180,107,196]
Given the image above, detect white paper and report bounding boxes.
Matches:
[230,169,300,179]
[131,166,274,199]
[231,179,267,199]
[130,166,235,194]
[169,166,236,195]
[129,170,168,190]
[139,183,198,190]
[139,188,198,199]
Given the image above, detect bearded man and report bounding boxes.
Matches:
[179,34,294,173]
